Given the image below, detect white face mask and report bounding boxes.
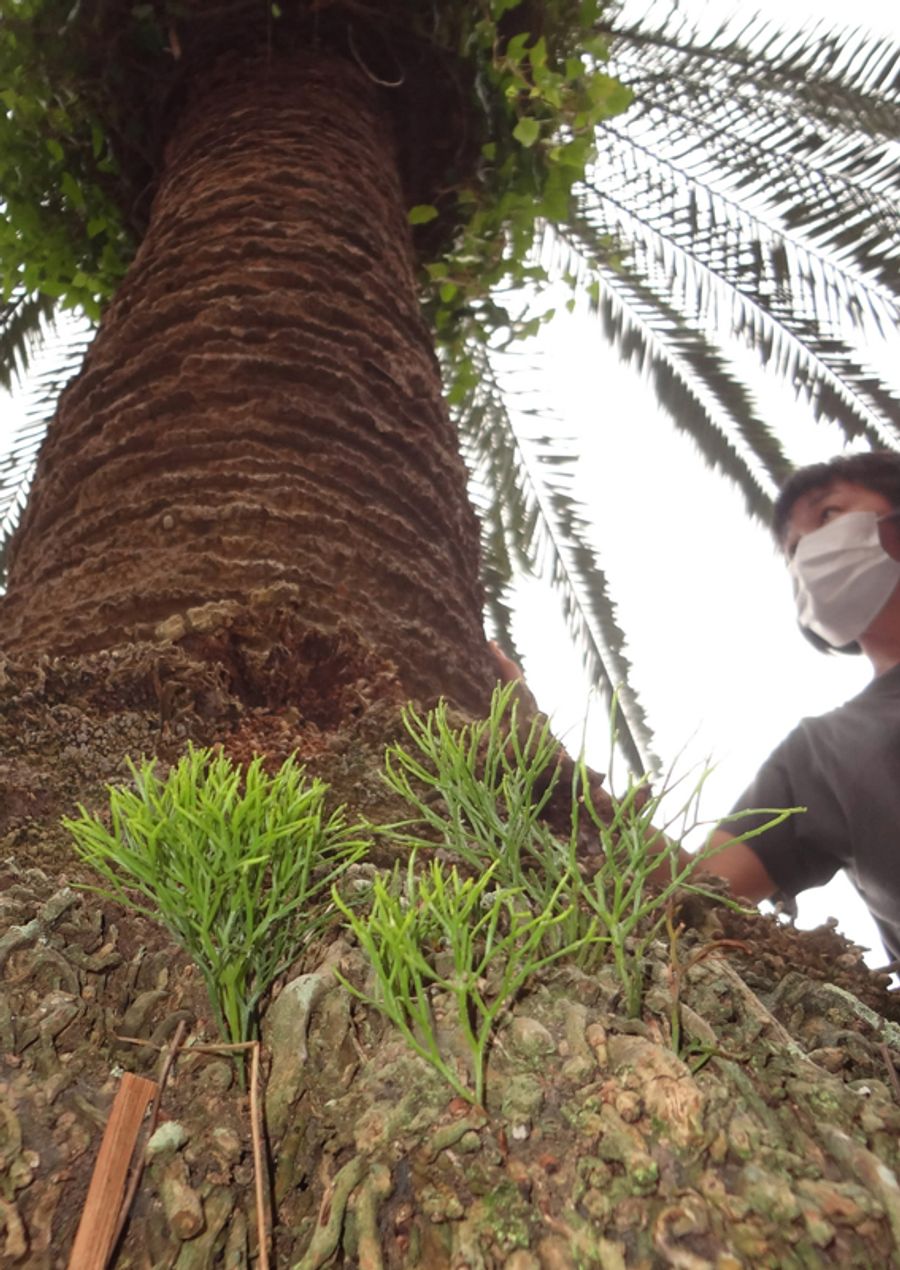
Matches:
[789,510,900,648]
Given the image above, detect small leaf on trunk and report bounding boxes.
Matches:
[408,204,439,225]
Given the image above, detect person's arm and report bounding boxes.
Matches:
[692,828,778,903]
[646,828,776,902]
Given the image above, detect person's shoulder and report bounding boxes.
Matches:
[746,722,805,775]
[854,662,900,702]
[751,669,896,765]
[818,664,900,721]
[771,701,845,757]
[783,668,898,752]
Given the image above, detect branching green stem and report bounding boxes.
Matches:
[64,747,368,1051]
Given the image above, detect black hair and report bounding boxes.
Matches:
[773,450,900,543]
[772,450,900,658]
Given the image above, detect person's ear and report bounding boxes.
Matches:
[878,511,900,562]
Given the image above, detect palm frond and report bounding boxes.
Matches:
[565,190,900,454]
[602,6,900,302]
[452,340,658,775]
[592,118,899,328]
[601,92,900,296]
[608,5,900,134]
[0,290,56,392]
[0,313,92,584]
[548,219,790,516]
[576,97,900,445]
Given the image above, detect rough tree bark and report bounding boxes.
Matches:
[3,37,900,1270]
[0,51,491,711]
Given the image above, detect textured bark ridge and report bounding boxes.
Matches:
[0,52,490,710]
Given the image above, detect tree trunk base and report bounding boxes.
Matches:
[3,633,900,1267]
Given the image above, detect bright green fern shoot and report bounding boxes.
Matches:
[334,854,582,1106]
[383,682,573,915]
[64,746,368,1048]
[564,756,796,1015]
[380,684,800,1019]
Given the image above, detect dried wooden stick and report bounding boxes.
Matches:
[67,1073,157,1270]
[111,1020,189,1250]
[114,1031,271,1268]
[250,1041,270,1270]
[115,1034,253,1053]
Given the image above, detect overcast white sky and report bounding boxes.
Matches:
[1,0,898,964]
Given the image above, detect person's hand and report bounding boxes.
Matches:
[487,640,523,685]
[486,639,539,717]
[485,639,613,843]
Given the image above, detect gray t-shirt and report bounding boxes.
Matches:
[728,663,900,960]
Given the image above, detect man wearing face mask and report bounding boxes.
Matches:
[702,450,900,962]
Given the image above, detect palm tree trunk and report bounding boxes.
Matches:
[0,50,490,709]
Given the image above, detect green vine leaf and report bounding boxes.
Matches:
[512,117,541,147]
